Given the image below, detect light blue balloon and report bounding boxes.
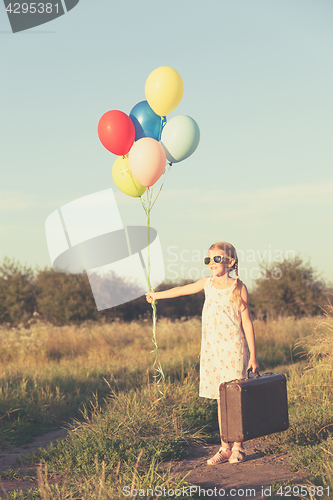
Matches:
[160,115,200,163]
[129,101,166,142]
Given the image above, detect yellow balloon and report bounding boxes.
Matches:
[145,66,184,116]
[112,156,146,197]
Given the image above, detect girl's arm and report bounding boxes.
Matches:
[240,284,260,374]
[146,277,208,303]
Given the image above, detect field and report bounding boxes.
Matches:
[0,310,332,499]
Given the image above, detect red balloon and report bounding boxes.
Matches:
[98,110,135,156]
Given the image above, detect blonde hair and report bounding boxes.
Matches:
[209,242,244,310]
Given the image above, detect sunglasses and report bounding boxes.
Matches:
[203,255,232,265]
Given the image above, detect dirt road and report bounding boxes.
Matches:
[0,430,305,499]
[168,439,305,499]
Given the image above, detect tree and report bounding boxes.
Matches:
[249,257,326,319]
[35,269,98,324]
[0,257,37,325]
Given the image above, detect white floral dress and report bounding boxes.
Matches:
[199,276,250,400]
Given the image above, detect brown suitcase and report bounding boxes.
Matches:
[219,370,289,443]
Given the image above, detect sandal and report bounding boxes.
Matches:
[229,446,246,464]
[207,446,231,465]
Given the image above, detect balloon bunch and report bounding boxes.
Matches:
[97,66,200,393]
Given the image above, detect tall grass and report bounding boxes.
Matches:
[0,318,203,444]
[0,315,317,369]
[1,379,211,499]
[253,315,316,368]
[264,306,333,496]
[0,315,319,446]
[0,315,316,444]
[0,313,330,499]
[1,455,197,500]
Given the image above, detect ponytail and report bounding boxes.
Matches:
[233,261,243,310]
[234,262,239,279]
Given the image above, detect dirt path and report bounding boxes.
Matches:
[0,429,68,495]
[0,430,305,498]
[168,440,305,499]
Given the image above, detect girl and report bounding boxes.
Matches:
[146,242,260,465]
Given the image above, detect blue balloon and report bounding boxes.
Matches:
[129,101,166,142]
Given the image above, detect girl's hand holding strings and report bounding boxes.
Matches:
[146,292,157,303]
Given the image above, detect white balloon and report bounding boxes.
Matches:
[161,115,200,163]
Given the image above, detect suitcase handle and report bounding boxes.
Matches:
[247,368,275,379]
[247,368,260,379]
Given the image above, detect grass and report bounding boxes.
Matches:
[0,314,311,445]
[253,315,317,368]
[24,382,209,475]
[0,318,202,445]
[261,306,333,498]
[0,312,332,498]
[0,457,198,500]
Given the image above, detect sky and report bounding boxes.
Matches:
[1,0,333,292]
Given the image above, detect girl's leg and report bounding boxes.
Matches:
[218,400,246,464]
[229,441,246,463]
[217,398,231,449]
[207,398,231,464]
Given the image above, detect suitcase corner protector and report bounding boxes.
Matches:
[219,382,226,391]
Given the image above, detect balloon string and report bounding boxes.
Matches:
[145,188,165,395]
[127,158,168,395]
[150,163,172,211]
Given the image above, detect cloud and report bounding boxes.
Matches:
[0,192,38,212]
[0,225,19,235]
[153,181,333,224]
[0,192,76,213]
[2,181,332,224]
[162,181,333,206]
